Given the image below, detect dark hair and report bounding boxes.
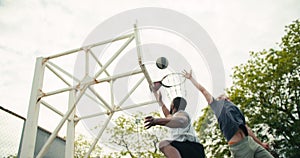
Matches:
[173,97,187,110]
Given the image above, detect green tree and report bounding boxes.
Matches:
[74,134,102,158]
[106,112,167,158]
[194,19,299,157]
[228,19,300,157]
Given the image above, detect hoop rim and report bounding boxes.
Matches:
[160,73,186,88]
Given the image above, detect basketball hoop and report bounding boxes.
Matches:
[164,78,187,101]
[151,73,187,102]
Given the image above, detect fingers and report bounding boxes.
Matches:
[145,116,153,120]
[182,69,192,79]
[182,69,190,74]
[144,122,153,129]
[144,116,155,129]
[144,116,154,124]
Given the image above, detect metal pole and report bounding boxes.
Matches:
[20,57,45,158]
[134,24,153,87]
[65,89,76,158]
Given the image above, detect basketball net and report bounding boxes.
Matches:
[163,75,187,101]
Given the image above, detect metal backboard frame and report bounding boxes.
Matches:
[20,24,155,158]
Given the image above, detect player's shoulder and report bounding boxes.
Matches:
[174,111,191,124]
[175,110,189,118]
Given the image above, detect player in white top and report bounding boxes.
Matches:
[144,91,206,158]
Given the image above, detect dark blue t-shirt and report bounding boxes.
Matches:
[209,98,246,141]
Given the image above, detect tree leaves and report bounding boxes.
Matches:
[228,19,300,157]
[194,19,300,157]
[106,112,167,158]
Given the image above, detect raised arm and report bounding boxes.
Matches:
[153,91,171,118]
[246,125,270,150]
[183,70,213,104]
[144,112,189,129]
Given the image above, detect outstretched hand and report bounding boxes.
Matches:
[144,116,156,129]
[182,70,192,79]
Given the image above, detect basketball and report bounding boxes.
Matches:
[156,57,168,69]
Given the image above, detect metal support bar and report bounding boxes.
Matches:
[85,50,89,76]
[47,61,80,83]
[84,114,114,158]
[40,100,65,118]
[42,69,142,100]
[116,100,157,112]
[75,77,150,122]
[85,33,133,50]
[95,35,134,78]
[110,80,114,108]
[89,49,110,77]
[79,69,143,88]
[45,33,134,60]
[118,76,145,107]
[88,87,112,111]
[41,87,75,98]
[74,111,109,121]
[46,64,71,86]
[94,69,142,85]
[84,91,106,109]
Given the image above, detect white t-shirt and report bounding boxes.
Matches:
[169,110,200,143]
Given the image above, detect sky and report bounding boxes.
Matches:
[0,0,299,155]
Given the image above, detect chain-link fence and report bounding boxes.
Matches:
[0,106,66,158]
[0,106,24,158]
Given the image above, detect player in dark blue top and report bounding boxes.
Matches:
[183,70,274,158]
[210,96,248,142]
